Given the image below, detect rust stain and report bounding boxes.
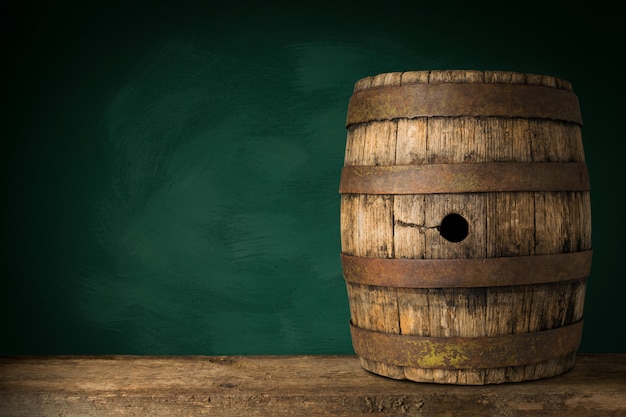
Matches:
[350,321,584,369]
[340,251,592,288]
[346,83,582,127]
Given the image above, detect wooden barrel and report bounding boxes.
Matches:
[339,70,592,385]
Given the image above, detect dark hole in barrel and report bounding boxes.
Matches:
[439,213,469,242]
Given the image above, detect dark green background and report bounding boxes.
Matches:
[2,1,624,354]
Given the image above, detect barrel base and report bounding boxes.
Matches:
[358,353,577,385]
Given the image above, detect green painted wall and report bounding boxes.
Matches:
[2,1,624,354]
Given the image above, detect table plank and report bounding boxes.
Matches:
[1,354,625,416]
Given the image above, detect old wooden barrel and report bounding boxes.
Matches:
[339,70,592,384]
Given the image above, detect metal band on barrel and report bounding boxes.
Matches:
[339,162,590,194]
[346,83,582,127]
[341,251,592,288]
[349,320,583,369]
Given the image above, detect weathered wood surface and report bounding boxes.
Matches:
[0,354,624,416]
[340,70,592,383]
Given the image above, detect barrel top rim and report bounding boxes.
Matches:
[353,70,574,93]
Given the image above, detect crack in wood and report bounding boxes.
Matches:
[394,219,439,232]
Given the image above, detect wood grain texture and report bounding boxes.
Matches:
[340,70,592,384]
[0,355,624,417]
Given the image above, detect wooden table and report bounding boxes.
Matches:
[1,354,624,416]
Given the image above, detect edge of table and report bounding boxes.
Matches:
[1,353,625,416]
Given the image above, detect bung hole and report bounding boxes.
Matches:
[439,213,469,243]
